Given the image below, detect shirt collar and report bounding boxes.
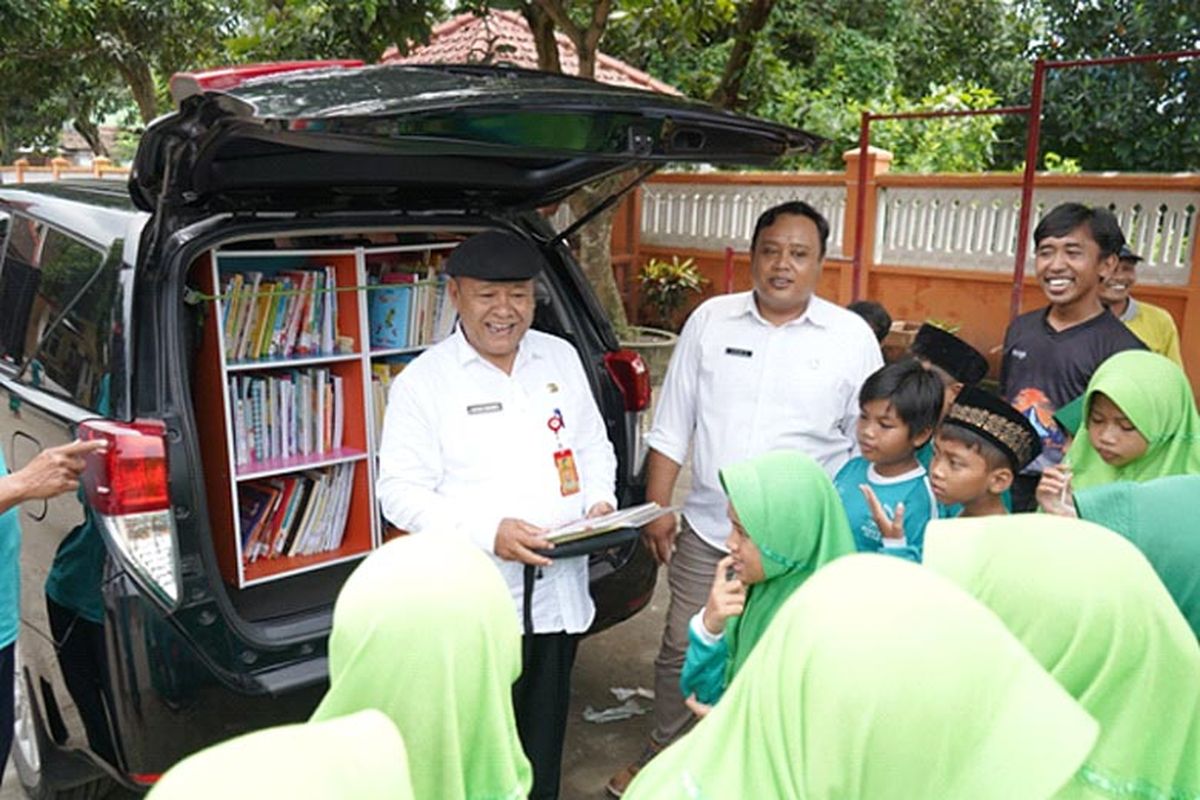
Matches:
[451,324,541,371]
[1119,296,1139,323]
[734,291,831,329]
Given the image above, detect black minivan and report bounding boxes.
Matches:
[0,62,815,796]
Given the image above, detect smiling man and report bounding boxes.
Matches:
[376,229,617,800]
[1101,245,1183,366]
[606,201,881,796]
[999,203,1146,511]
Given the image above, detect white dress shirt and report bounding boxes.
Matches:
[647,291,882,550]
[376,327,618,634]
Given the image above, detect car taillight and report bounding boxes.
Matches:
[79,419,179,606]
[604,350,651,412]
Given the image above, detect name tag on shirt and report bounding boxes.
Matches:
[724,347,754,358]
[466,402,503,415]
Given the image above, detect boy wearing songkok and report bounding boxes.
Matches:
[929,386,1042,518]
[909,323,990,421]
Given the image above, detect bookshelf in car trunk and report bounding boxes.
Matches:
[193,241,455,587]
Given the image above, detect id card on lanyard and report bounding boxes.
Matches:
[547,408,580,496]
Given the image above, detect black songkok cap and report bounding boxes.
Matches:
[943,386,1043,472]
[910,324,989,386]
[445,231,544,280]
[1118,244,1143,263]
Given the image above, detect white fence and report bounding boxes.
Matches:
[634,176,1197,286]
[876,186,1197,285]
[640,180,847,258]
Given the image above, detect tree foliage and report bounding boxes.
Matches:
[1003,0,1200,171]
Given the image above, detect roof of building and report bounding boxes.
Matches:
[381,10,681,96]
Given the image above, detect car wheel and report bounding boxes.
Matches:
[12,644,114,800]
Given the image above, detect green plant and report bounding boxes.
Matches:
[638,256,707,330]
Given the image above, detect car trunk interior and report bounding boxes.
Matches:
[185,221,587,624]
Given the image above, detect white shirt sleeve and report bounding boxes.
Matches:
[645,307,704,466]
[375,371,501,552]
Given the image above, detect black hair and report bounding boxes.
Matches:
[1033,203,1125,258]
[858,358,944,437]
[847,300,892,343]
[936,425,1012,471]
[751,201,830,257]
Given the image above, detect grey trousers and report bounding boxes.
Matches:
[650,521,726,747]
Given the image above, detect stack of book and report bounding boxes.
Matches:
[237,462,356,564]
[220,267,340,361]
[228,369,345,468]
[367,264,457,350]
[369,358,413,449]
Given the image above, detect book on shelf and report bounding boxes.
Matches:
[544,502,678,545]
[369,357,414,449]
[219,265,343,361]
[366,256,455,351]
[229,368,347,469]
[238,463,355,566]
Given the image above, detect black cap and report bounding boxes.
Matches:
[1118,245,1143,263]
[942,386,1042,472]
[910,324,989,385]
[445,231,544,280]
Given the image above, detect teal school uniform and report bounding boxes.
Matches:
[0,451,19,648]
[834,457,937,562]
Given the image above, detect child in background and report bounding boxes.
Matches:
[929,386,1042,518]
[847,300,892,344]
[1036,350,1200,515]
[834,359,944,561]
[909,323,990,472]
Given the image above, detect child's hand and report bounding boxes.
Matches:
[684,693,713,718]
[1036,466,1077,517]
[701,555,745,635]
[860,485,905,541]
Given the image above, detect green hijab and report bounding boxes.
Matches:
[148,709,414,799]
[1076,475,1200,640]
[311,535,532,800]
[925,515,1200,799]
[625,555,1097,800]
[718,449,856,681]
[1067,350,1200,489]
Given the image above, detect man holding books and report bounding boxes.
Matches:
[376,229,618,800]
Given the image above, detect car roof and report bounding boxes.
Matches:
[0,180,145,249]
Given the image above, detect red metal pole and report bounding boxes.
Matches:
[851,111,871,302]
[724,246,735,294]
[1011,59,1047,321]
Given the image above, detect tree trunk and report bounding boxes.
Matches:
[115,57,159,124]
[709,0,776,110]
[520,3,562,73]
[566,175,630,336]
[72,119,108,157]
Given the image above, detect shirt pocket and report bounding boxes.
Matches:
[698,339,764,409]
[771,354,856,439]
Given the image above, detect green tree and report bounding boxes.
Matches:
[225,0,444,63]
[1002,0,1200,171]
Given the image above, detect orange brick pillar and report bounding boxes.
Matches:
[841,146,893,305]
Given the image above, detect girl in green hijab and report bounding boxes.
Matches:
[1039,351,1200,510]
[626,555,1098,800]
[310,534,532,800]
[1075,475,1200,639]
[924,515,1200,799]
[148,709,414,799]
[680,450,867,709]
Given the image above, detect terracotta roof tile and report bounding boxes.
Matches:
[381,10,681,96]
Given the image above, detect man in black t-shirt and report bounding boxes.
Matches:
[1000,203,1147,511]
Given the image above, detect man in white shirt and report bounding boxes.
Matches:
[606,201,882,796]
[377,230,617,800]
